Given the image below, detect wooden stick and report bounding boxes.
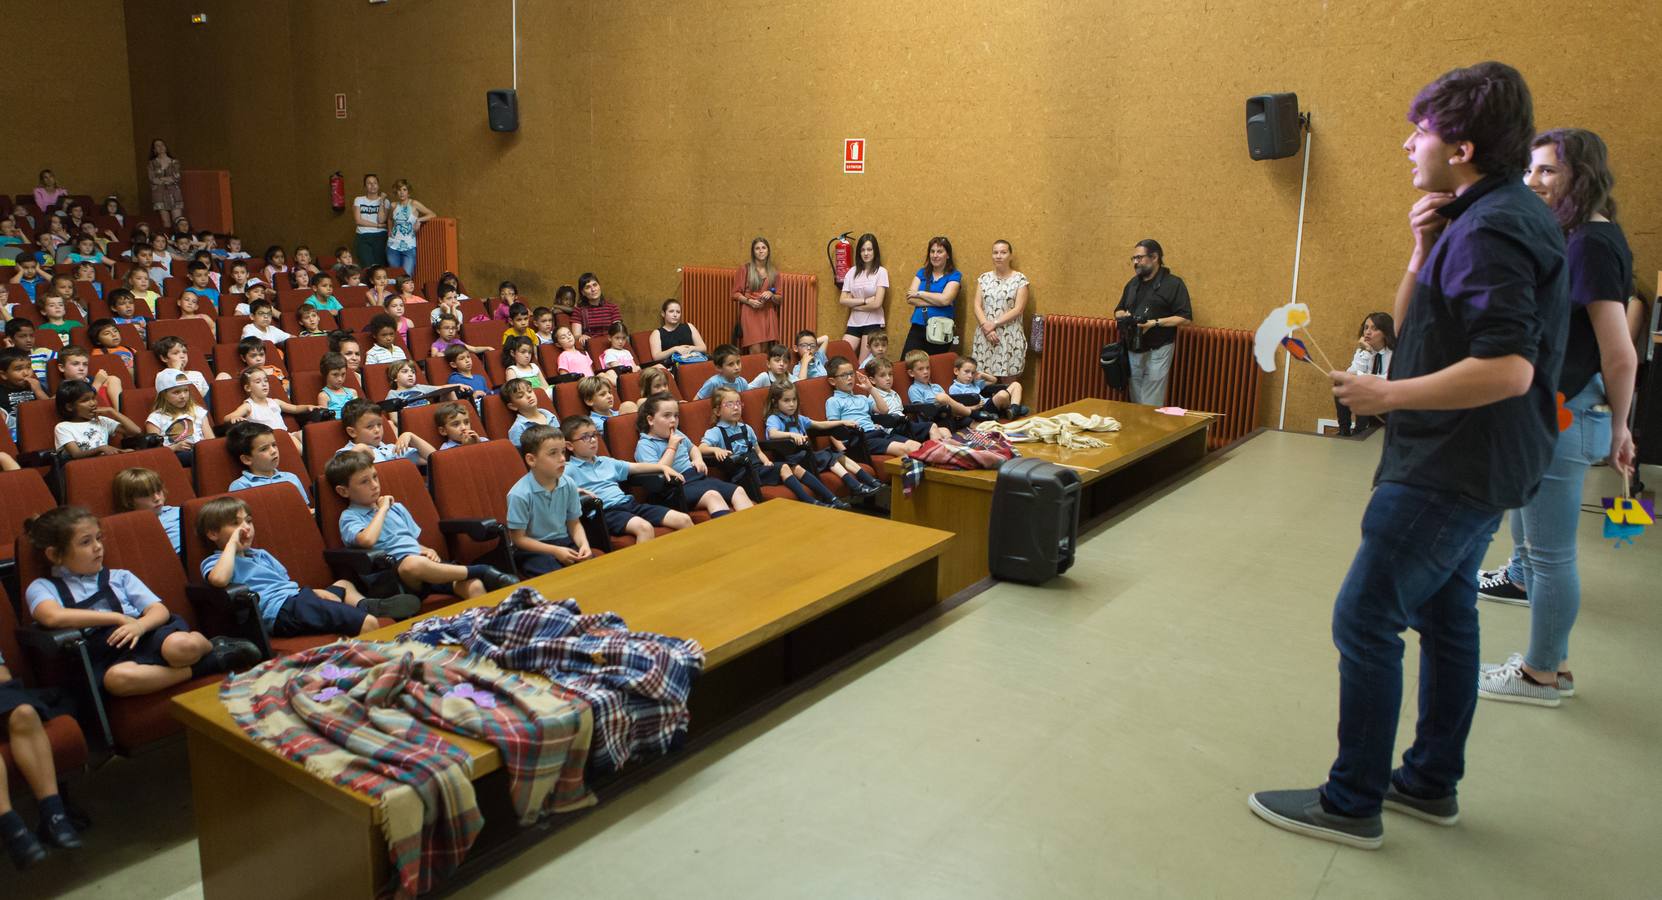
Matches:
[1298,326,1340,371]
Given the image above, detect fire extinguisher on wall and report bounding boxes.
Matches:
[329,171,345,213]
[826,232,854,286]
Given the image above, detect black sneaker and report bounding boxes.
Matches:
[1383,778,1459,826]
[361,593,422,620]
[207,636,262,674]
[37,811,82,849]
[1248,788,1383,849]
[4,830,45,870]
[1477,570,1529,607]
[476,567,518,592]
[1007,403,1031,419]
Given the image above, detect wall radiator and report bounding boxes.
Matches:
[679,267,818,346]
[1035,316,1261,450]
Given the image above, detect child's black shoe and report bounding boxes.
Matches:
[2,811,45,870]
[37,811,82,850]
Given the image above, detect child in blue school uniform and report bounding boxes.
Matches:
[903,349,978,426]
[23,506,260,695]
[326,450,514,599]
[559,414,692,544]
[502,378,556,448]
[199,496,418,638]
[946,354,1029,420]
[791,330,829,380]
[225,421,312,506]
[577,375,637,436]
[693,344,749,400]
[434,402,487,450]
[0,641,82,868]
[764,382,884,497]
[334,398,436,464]
[635,393,753,517]
[112,468,183,554]
[823,356,923,456]
[506,424,594,576]
[700,385,849,508]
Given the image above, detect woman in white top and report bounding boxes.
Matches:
[386,179,437,276]
[352,174,391,268]
[1337,311,1394,436]
[971,239,1030,382]
[837,233,888,365]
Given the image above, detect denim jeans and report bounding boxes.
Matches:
[1497,377,1611,671]
[1323,481,1502,817]
[1128,342,1174,406]
[387,246,417,274]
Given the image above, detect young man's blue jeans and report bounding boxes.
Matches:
[1499,376,1611,672]
[1322,481,1502,817]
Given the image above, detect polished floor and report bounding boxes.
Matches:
[16,430,1661,899]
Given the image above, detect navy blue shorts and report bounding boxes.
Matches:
[514,536,579,577]
[863,428,911,454]
[84,613,192,687]
[678,472,739,507]
[272,588,370,637]
[601,499,672,535]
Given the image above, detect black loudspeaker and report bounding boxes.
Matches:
[486,89,518,132]
[1246,93,1300,160]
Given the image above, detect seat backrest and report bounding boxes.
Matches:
[0,469,58,565]
[335,286,371,308]
[398,402,483,451]
[677,398,713,448]
[674,360,716,398]
[462,319,508,349]
[360,362,402,402]
[552,380,584,419]
[0,584,41,685]
[739,353,768,380]
[316,458,438,552]
[929,352,956,390]
[603,414,639,463]
[146,316,215,353]
[739,386,770,435]
[208,372,293,425]
[795,376,833,420]
[283,335,331,379]
[16,398,63,456]
[429,439,524,564]
[64,446,195,516]
[302,420,349,484]
[615,368,644,403]
[630,330,655,363]
[406,325,437,360]
[18,510,197,628]
[192,433,308,497]
[336,306,384,335]
[825,339,856,364]
[180,483,333,589]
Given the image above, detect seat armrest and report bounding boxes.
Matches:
[15,625,84,653]
[16,626,114,751]
[438,517,502,541]
[323,548,395,577]
[186,582,271,660]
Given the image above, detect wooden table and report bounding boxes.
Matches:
[173,501,951,900]
[887,398,1212,596]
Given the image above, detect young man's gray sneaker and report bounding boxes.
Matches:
[1383,780,1460,826]
[1248,788,1383,850]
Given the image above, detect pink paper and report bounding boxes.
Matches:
[1156,407,1187,416]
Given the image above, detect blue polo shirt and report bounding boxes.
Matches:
[703,422,759,456]
[339,501,424,560]
[229,469,310,504]
[201,548,301,626]
[506,470,581,542]
[588,410,611,434]
[909,268,961,325]
[508,412,552,449]
[766,412,810,436]
[564,454,632,508]
[1378,175,1567,509]
[334,440,421,464]
[907,381,942,405]
[25,567,162,617]
[635,430,695,472]
[824,390,876,431]
[695,373,748,400]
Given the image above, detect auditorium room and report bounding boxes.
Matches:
[1,1,1657,897]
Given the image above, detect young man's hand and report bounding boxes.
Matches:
[376,495,395,512]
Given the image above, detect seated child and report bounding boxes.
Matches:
[501,302,536,344]
[792,330,829,380]
[326,450,514,597]
[532,307,557,345]
[637,365,673,401]
[599,321,640,373]
[826,356,923,456]
[87,318,137,378]
[694,344,749,399]
[335,398,435,464]
[306,273,344,313]
[52,380,141,458]
[554,325,603,381]
[765,382,885,496]
[175,290,217,339]
[493,282,522,321]
[363,314,408,365]
[428,286,465,324]
[502,378,555,447]
[0,346,47,444]
[36,294,80,346]
[384,297,415,339]
[946,355,1028,420]
[24,506,260,698]
[223,366,316,451]
[183,262,220,309]
[503,337,549,394]
[635,393,753,517]
[386,359,468,409]
[152,336,217,398]
[430,313,490,358]
[316,352,360,417]
[903,349,977,425]
[108,288,150,341]
[577,374,637,434]
[8,258,51,302]
[747,343,794,390]
[294,302,329,337]
[0,643,83,866]
[113,467,183,554]
[559,415,691,542]
[145,370,212,463]
[701,386,847,508]
[200,497,419,638]
[858,332,891,370]
[506,424,594,577]
[444,345,492,398]
[8,320,54,383]
[434,402,485,450]
[329,331,364,373]
[867,357,950,443]
[237,337,288,394]
[241,299,292,346]
[224,421,310,505]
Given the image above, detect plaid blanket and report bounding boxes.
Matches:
[900,429,1018,495]
[220,641,595,900]
[401,588,705,772]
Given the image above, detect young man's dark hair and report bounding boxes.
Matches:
[367,313,398,336]
[5,318,37,338]
[1406,60,1534,178]
[339,398,378,430]
[0,347,30,371]
[249,299,274,316]
[225,420,275,461]
[188,260,210,274]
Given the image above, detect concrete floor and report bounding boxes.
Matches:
[15,430,1661,899]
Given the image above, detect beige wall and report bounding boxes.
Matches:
[126,0,1661,431]
[0,1,138,206]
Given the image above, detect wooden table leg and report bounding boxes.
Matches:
[188,730,385,900]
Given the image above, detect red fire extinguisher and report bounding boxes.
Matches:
[329,171,345,213]
[826,232,854,286]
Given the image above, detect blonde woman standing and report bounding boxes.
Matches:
[971,239,1029,383]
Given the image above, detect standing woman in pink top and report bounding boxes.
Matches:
[731,237,780,354]
[33,170,67,213]
[837,233,888,366]
[147,140,185,227]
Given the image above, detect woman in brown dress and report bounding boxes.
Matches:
[731,236,780,353]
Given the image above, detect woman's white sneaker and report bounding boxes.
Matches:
[1478,658,1561,707]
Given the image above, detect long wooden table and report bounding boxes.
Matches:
[173,501,951,900]
[887,398,1212,596]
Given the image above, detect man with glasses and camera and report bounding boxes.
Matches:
[1113,239,1192,405]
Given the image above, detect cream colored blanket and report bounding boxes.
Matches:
[975,412,1122,449]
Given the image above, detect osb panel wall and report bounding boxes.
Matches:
[0,1,139,205]
[127,0,1659,432]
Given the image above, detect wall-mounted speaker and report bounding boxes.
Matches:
[1246,93,1300,160]
[486,89,518,132]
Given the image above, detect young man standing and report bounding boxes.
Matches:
[1249,61,1568,848]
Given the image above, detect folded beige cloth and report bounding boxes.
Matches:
[975,412,1121,449]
